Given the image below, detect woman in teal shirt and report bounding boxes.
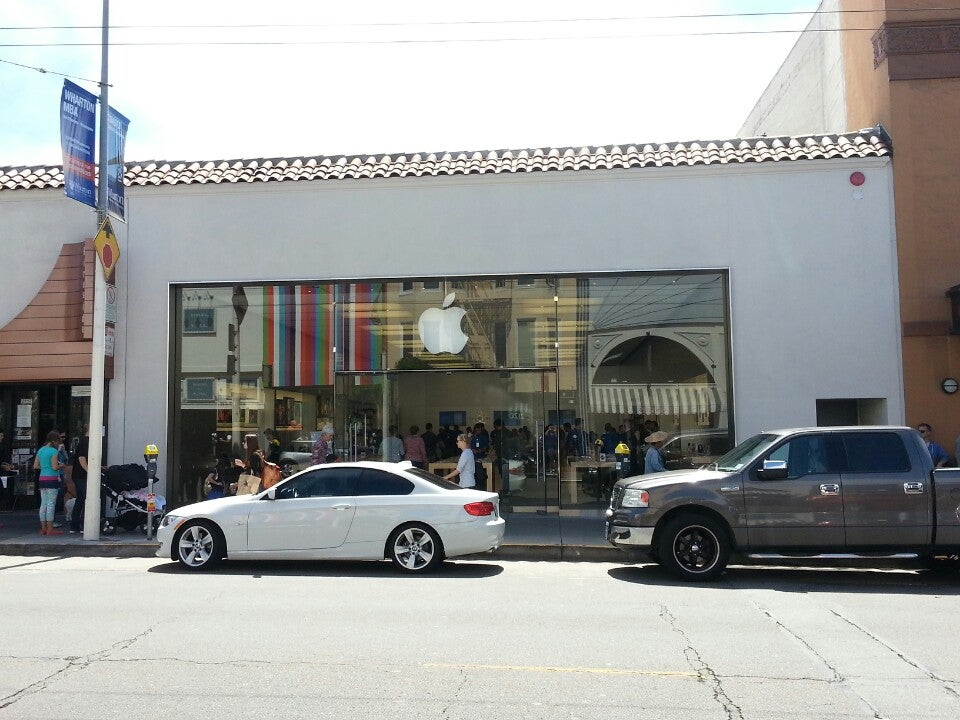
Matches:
[34,430,63,536]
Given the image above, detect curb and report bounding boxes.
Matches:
[0,542,624,562]
[0,542,159,558]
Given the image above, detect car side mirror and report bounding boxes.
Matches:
[264,487,277,501]
[758,459,788,480]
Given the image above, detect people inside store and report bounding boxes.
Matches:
[600,423,619,456]
[421,423,438,461]
[565,418,587,458]
[490,419,504,484]
[310,424,335,465]
[403,426,428,469]
[380,425,404,462]
[541,424,559,475]
[471,422,489,460]
[621,420,641,472]
[263,428,282,464]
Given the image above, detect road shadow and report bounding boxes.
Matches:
[147,558,504,579]
[608,562,960,594]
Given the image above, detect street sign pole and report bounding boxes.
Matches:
[84,0,110,541]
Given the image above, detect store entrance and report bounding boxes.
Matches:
[334,369,560,513]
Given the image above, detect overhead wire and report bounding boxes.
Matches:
[0,5,957,32]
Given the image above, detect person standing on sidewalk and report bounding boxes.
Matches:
[34,430,63,536]
[70,426,90,533]
[443,435,476,488]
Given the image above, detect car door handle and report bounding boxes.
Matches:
[819,483,840,495]
[331,503,353,510]
[903,482,924,494]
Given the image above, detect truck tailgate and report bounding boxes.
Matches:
[933,468,960,546]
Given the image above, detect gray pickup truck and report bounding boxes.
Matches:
[605,426,960,580]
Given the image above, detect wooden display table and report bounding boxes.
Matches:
[428,460,495,493]
[561,460,617,504]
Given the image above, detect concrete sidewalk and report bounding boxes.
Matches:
[0,510,624,562]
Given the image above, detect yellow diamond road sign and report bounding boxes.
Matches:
[94,217,120,279]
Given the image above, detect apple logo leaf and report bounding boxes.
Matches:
[442,292,456,309]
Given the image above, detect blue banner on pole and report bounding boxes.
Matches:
[107,108,130,220]
[59,80,98,208]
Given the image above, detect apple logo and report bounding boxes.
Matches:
[418,292,468,354]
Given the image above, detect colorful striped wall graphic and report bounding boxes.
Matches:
[262,283,382,387]
[337,283,384,383]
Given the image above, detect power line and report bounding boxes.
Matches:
[0,26,918,49]
[0,6,957,32]
[0,56,106,85]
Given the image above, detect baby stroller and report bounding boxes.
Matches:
[100,463,166,535]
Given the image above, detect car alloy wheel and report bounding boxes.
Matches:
[389,523,443,573]
[657,514,730,581]
[176,521,222,570]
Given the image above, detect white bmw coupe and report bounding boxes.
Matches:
[157,461,505,572]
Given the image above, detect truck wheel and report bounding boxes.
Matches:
[657,514,730,581]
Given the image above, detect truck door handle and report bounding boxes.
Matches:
[331,503,353,510]
[819,484,840,495]
[903,482,924,494]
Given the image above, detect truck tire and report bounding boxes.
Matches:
[657,514,730,581]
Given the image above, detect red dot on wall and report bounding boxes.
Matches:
[850,171,866,187]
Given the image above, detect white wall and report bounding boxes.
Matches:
[739,0,848,138]
[0,155,902,488]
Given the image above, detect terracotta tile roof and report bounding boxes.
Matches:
[0,128,891,192]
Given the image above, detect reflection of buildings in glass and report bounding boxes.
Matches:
[583,274,728,434]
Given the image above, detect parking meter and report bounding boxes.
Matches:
[144,444,159,540]
[614,441,632,481]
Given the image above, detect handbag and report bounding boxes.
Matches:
[261,462,282,490]
[235,473,260,495]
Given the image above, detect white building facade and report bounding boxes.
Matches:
[0,129,902,514]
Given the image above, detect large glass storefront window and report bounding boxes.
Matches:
[170,273,730,512]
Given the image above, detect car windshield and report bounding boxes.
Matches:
[711,433,780,471]
[405,467,468,491]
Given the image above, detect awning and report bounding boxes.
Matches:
[589,384,723,416]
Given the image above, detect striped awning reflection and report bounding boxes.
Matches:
[589,384,723,415]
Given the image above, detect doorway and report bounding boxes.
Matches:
[334,368,560,513]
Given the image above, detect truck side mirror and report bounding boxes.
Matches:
[758,459,788,480]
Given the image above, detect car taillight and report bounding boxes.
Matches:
[464,501,495,516]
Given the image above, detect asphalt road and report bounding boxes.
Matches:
[1,556,958,720]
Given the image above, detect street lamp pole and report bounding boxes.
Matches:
[84,0,109,541]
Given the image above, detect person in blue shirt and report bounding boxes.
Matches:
[565,418,587,458]
[643,430,669,474]
[600,423,620,455]
[917,423,949,467]
[34,430,64,536]
[471,422,489,460]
